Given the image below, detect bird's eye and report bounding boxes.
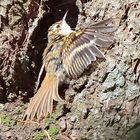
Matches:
[56,24,60,28]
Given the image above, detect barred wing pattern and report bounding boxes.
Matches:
[62,19,116,78]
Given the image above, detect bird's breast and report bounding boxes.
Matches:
[44,39,64,74]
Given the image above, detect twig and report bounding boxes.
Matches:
[44,130,52,140]
[34,63,45,93]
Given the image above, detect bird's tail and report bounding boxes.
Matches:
[23,74,63,121]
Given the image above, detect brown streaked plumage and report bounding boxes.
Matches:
[23,12,116,121]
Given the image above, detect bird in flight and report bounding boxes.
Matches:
[23,12,116,121]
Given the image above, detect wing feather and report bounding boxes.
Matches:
[91,18,114,27]
[91,26,116,33]
[62,18,115,78]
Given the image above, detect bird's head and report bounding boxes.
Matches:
[48,11,73,38]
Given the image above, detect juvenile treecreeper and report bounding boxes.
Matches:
[23,12,116,121]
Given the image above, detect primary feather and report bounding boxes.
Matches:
[62,18,115,78]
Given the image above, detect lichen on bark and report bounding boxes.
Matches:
[0,0,140,140]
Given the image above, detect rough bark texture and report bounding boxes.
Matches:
[0,0,140,140]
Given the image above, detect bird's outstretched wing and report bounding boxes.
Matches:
[62,18,116,78]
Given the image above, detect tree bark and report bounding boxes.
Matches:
[0,0,140,140]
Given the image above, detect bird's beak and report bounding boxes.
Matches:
[61,11,73,35]
[62,11,68,24]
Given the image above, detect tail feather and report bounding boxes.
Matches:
[23,74,63,121]
[53,78,63,101]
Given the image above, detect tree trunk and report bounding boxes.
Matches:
[0,0,140,140]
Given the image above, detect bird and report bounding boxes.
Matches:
[23,12,116,121]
